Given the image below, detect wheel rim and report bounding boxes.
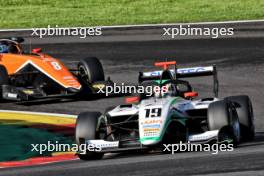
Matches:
[229,105,240,143]
[79,65,90,85]
[248,102,255,134]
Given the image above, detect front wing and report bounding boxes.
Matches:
[82,130,221,153]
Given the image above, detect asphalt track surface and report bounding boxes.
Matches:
[1,23,264,175]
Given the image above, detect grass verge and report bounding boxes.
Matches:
[0,0,264,28]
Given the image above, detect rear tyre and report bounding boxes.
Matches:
[0,65,9,100]
[75,111,104,160]
[226,95,255,141]
[208,100,240,145]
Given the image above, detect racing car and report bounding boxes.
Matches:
[75,61,255,160]
[0,37,112,101]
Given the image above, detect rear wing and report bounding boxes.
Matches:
[138,65,219,97]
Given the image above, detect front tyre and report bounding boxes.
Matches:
[208,100,240,146]
[75,111,104,160]
[78,57,105,86]
[226,95,255,141]
[0,65,9,100]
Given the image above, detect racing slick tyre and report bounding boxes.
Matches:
[0,65,9,100]
[75,111,104,160]
[225,95,255,141]
[208,100,240,146]
[78,57,105,85]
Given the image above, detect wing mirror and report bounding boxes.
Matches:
[184,92,198,98]
[125,96,139,104]
[32,48,42,53]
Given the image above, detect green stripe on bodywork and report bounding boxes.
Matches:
[171,97,184,105]
[221,139,233,144]
[154,79,168,84]
[140,137,161,143]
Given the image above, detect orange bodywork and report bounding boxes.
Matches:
[0,52,81,90]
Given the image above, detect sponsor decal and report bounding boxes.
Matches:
[149,71,162,76]
[142,124,161,128]
[7,93,18,98]
[142,119,162,125]
[145,66,213,77]
[23,89,34,95]
[177,67,206,74]
[63,76,75,80]
[144,128,160,132]
[87,140,119,149]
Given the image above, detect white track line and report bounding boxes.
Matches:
[0,19,264,32]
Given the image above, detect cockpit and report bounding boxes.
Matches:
[0,38,23,54]
[139,79,193,99]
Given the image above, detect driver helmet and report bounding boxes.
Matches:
[0,43,9,53]
[153,83,176,97]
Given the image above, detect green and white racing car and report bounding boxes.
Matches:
[75,61,255,160]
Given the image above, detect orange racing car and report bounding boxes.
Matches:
[0,37,112,101]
